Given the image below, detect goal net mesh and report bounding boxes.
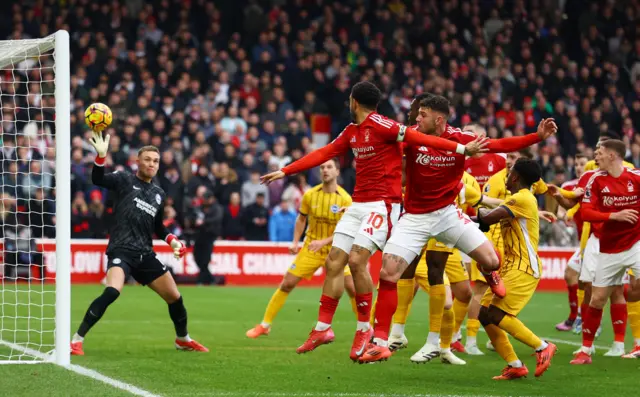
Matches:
[0,35,57,363]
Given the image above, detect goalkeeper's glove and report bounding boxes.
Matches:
[89,130,111,158]
[166,234,186,259]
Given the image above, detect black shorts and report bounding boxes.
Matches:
[106,252,168,286]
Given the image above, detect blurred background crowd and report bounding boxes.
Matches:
[0,0,639,252]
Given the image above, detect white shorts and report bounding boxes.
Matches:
[384,204,487,264]
[567,248,582,273]
[593,240,640,287]
[579,235,599,283]
[332,201,401,254]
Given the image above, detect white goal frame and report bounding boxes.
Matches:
[0,30,70,366]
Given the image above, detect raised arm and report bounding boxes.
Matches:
[484,118,557,153]
[154,203,186,259]
[282,133,350,176]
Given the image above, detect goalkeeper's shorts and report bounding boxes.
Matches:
[107,251,168,286]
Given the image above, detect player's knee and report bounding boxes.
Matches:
[480,305,506,326]
[589,290,608,309]
[103,286,121,304]
[454,284,472,303]
[379,266,401,283]
[427,267,444,286]
[478,306,491,327]
[279,280,297,293]
[348,249,369,274]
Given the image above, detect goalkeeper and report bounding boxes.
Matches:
[70,131,208,355]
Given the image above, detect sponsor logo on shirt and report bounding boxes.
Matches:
[134,197,158,217]
[602,194,638,207]
[415,152,457,167]
[351,146,375,159]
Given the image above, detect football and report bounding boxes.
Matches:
[84,102,113,132]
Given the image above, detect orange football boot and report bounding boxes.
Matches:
[246,324,270,338]
[493,365,529,380]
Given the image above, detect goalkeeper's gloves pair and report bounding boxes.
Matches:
[166,234,186,259]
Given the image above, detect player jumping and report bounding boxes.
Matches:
[246,159,356,338]
[70,132,208,355]
[260,82,487,361]
[358,94,557,363]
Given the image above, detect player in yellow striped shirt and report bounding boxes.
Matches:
[475,158,557,380]
[466,149,555,354]
[246,159,354,338]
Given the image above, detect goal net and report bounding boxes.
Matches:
[0,31,70,365]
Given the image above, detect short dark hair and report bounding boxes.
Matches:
[328,157,340,168]
[413,93,432,104]
[600,139,626,159]
[138,145,160,156]
[256,192,266,198]
[512,158,542,187]
[350,81,381,109]
[575,152,589,161]
[419,95,450,117]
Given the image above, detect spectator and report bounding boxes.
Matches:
[268,200,297,242]
[241,169,269,208]
[222,192,244,240]
[242,192,269,241]
[189,191,224,285]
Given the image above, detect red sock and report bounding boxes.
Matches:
[373,280,397,341]
[580,303,589,320]
[582,306,603,348]
[611,303,628,343]
[318,294,339,324]
[355,292,373,323]
[568,284,579,321]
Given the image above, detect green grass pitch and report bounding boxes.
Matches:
[0,285,639,397]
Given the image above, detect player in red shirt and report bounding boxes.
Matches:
[359,94,557,363]
[464,123,506,190]
[260,82,487,361]
[553,153,589,331]
[571,140,640,364]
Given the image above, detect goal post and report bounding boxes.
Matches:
[0,31,70,365]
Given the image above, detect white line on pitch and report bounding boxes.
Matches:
[0,340,161,397]
[172,393,542,397]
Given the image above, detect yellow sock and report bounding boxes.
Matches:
[577,289,585,311]
[498,314,543,349]
[429,284,446,333]
[350,297,357,317]
[393,279,416,325]
[452,298,469,335]
[627,300,640,343]
[262,289,290,325]
[467,318,481,338]
[440,307,455,349]
[484,323,519,363]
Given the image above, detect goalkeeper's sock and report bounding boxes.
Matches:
[168,296,188,338]
[72,333,84,343]
[77,287,120,337]
[452,298,469,335]
[429,284,446,333]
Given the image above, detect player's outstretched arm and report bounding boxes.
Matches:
[402,127,480,155]
[482,118,558,153]
[262,133,350,185]
[473,206,512,232]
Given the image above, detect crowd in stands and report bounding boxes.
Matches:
[0,0,639,247]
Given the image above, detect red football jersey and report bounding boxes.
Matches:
[582,168,640,253]
[282,113,462,203]
[464,154,506,189]
[403,125,543,214]
[403,126,483,214]
[561,178,583,237]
